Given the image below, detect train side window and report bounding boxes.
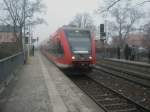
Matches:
[52,38,58,55]
[57,41,64,56]
[48,40,54,53]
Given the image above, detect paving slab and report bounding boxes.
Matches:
[0,51,104,112]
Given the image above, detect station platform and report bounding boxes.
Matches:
[0,52,104,112]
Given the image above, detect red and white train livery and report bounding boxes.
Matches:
[41,26,96,69]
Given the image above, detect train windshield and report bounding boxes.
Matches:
[65,30,91,54]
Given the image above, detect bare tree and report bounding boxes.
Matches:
[97,0,122,13]
[108,4,143,47]
[0,0,45,50]
[69,13,96,32]
[98,0,150,13]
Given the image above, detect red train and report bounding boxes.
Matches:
[41,26,96,69]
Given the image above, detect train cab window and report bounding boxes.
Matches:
[65,30,91,54]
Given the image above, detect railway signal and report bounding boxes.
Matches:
[100,24,106,39]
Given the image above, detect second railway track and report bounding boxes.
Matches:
[96,59,150,87]
[68,75,150,112]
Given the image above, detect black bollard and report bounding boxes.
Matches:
[117,46,120,59]
[32,45,34,56]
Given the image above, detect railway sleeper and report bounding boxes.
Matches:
[97,98,127,105]
[93,93,114,98]
[104,103,135,111]
[110,108,138,112]
[93,94,117,99]
[77,85,112,94]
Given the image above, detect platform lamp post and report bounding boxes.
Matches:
[23,0,27,63]
[26,32,30,59]
[37,37,39,50]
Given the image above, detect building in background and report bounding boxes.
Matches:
[0,25,21,59]
[0,25,20,43]
[126,33,145,48]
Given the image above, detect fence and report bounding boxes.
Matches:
[0,43,20,59]
[0,52,24,85]
[96,47,150,63]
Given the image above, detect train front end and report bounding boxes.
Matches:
[63,28,96,69]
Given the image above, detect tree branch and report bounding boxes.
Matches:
[106,0,122,11]
[137,0,150,6]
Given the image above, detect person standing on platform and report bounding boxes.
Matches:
[148,49,150,63]
[32,45,34,56]
[124,44,130,60]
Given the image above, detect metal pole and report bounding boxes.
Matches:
[23,0,26,43]
[23,0,28,63]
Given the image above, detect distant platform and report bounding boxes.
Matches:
[106,58,150,67]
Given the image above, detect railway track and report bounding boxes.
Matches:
[96,59,150,88]
[68,75,150,112]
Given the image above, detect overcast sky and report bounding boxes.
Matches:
[33,0,102,42]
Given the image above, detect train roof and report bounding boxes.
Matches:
[50,26,92,38]
[61,26,90,31]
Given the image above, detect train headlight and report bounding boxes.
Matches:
[89,56,92,59]
[72,56,75,60]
